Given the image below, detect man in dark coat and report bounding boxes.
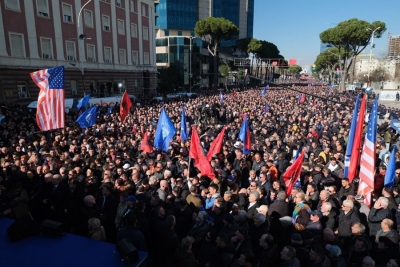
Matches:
[337,199,360,242]
[268,191,289,218]
[368,196,392,237]
[117,213,147,252]
[100,184,118,242]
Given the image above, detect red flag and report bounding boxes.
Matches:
[140,132,152,153]
[120,91,132,122]
[300,94,306,103]
[189,127,215,179]
[207,127,226,161]
[348,94,367,182]
[282,152,305,196]
[231,90,236,99]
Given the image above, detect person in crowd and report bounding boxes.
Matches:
[1,84,398,267]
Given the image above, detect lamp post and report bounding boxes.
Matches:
[188,36,196,93]
[367,26,381,86]
[76,0,92,94]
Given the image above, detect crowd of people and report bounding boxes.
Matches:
[1,82,400,267]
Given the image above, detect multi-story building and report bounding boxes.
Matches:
[354,54,400,89]
[154,0,254,88]
[0,0,157,103]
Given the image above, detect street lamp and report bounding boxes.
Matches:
[367,26,381,86]
[75,0,92,94]
[188,36,195,93]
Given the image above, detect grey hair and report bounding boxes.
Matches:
[237,210,247,219]
[362,256,375,266]
[342,199,354,209]
[250,191,260,201]
[53,174,61,180]
[322,201,332,211]
[277,191,286,200]
[149,175,158,185]
[164,170,172,177]
[379,197,389,207]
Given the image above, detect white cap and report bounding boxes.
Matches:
[123,163,130,170]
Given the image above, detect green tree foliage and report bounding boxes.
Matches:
[315,47,348,83]
[287,65,302,74]
[320,18,386,89]
[357,67,391,84]
[219,63,231,89]
[195,17,239,90]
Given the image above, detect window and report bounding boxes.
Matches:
[116,0,122,8]
[5,0,20,11]
[87,44,96,62]
[100,0,109,3]
[130,0,136,13]
[142,4,147,17]
[84,10,93,28]
[9,33,25,57]
[143,52,149,65]
[36,0,49,18]
[130,23,137,38]
[104,47,112,63]
[40,37,52,59]
[62,3,73,23]
[143,26,148,40]
[66,41,76,61]
[102,15,110,32]
[132,50,138,65]
[71,80,77,95]
[117,19,125,35]
[119,49,126,64]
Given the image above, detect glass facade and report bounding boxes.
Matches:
[157,36,204,87]
[156,0,198,30]
[247,0,254,38]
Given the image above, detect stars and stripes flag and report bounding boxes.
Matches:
[30,66,65,131]
[357,98,378,207]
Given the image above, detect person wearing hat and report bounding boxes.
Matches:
[325,244,346,267]
[305,210,323,237]
[355,195,370,219]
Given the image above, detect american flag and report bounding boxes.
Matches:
[30,66,65,131]
[357,98,378,206]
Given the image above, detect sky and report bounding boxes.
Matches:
[253,0,400,68]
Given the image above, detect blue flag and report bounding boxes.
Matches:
[181,105,188,142]
[344,95,360,178]
[238,115,251,154]
[75,106,97,128]
[107,106,113,116]
[154,107,176,152]
[220,91,224,102]
[384,147,397,188]
[77,94,90,110]
[261,86,267,96]
[265,103,269,114]
[0,115,5,124]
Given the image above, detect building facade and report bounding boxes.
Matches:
[154,0,254,88]
[354,54,400,89]
[0,0,157,104]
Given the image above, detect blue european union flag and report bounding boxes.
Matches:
[107,106,113,116]
[265,103,269,114]
[181,105,188,142]
[77,94,90,109]
[261,86,267,96]
[75,106,97,128]
[154,107,176,152]
[384,146,397,188]
[220,92,224,102]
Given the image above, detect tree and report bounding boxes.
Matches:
[195,17,239,90]
[315,47,348,84]
[287,65,302,74]
[247,38,262,75]
[219,63,231,90]
[320,18,386,90]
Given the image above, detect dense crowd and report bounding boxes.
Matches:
[1,82,400,267]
